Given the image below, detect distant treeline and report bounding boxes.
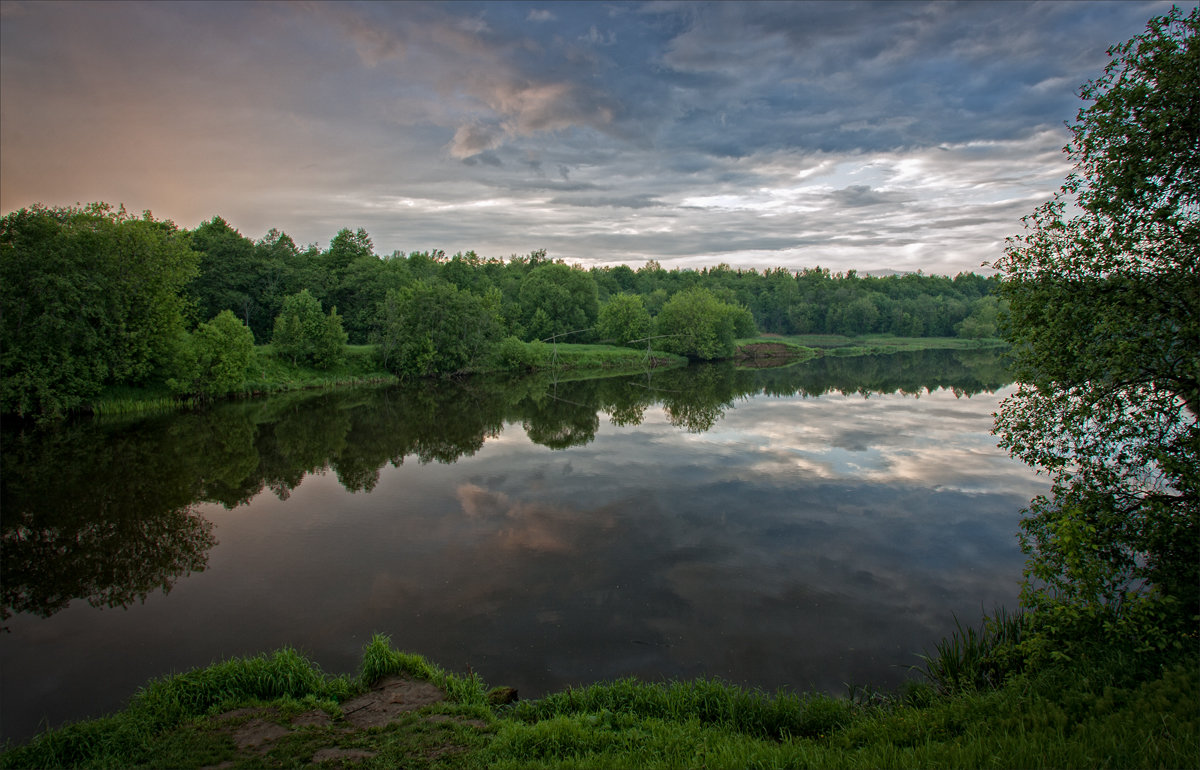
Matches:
[0,203,1002,417]
[180,214,1001,344]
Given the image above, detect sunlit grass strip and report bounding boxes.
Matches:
[538,343,686,372]
[239,375,398,394]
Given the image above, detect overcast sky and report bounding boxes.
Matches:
[0,0,1185,275]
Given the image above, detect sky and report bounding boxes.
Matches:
[0,0,1186,275]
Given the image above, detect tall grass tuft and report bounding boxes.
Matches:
[127,648,348,730]
[358,633,489,706]
[0,648,350,769]
[917,607,1029,694]
[89,395,199,418]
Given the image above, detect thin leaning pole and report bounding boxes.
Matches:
[626,334,676,367]
[541,327,594,370]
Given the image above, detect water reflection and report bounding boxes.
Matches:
[0,349,1040,743]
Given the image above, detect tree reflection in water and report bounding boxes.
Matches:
[0,348,1011,624]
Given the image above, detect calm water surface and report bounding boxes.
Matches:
[1,350,1048,742]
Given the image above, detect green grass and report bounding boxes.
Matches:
[534,343,686,372]
[3,634,1195,769]
[83,346,398,418]
[915,607,1030,695]
[769,333,1007,356]
[244,344,396,393]
[82,343,684,418]
[89,384,200,418]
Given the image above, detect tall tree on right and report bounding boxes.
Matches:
[991,8,1198,647]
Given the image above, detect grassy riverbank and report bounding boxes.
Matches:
[515,342,686,372]
[88,346,396,417]
[82,337,995,417]
[2,634,1194,769]
[752,334,1008,357]
[85,343,686,417]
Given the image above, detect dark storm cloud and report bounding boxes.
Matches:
[641,0,1160,153]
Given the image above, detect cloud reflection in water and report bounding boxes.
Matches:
[0,360,1047,742]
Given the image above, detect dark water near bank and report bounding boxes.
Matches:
[1,350,1047,742]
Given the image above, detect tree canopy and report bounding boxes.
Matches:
[597,293,652,347]
[271,290,347,369]
[373,280,501,378]
[991,7,1198,644]
[0,204,199,417]
[655,287,750,361]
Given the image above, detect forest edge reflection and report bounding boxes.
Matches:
[1,349,1012,626]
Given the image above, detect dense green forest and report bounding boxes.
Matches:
[0,203,1001,417]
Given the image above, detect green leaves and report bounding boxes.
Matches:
[180,310,256,397]
[992,8,1199,642]
[654,287,753,360]
[518,263,599,342]
[596,293,652,347]
[372,280,500,378]
[0,204,199,418]
[271,290,347,369]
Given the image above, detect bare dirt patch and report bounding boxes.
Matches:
[341,676,447,729]
[291,709,333,728]
[232,717,291,750]
[311,747,378,763]
[202,675,470,768]
[736,342,795,357]
[735,342,808,368]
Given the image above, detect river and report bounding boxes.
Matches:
[0,349,1048,742]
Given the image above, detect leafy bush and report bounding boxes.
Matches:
[655,287,753,360]
[373,280,500,377]
[0,204,198,418]
[271,290,347,369]
[597,294,651,347]
[168,310,255,397]
[491,336,549,372]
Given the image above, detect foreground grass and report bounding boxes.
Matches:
[3,635,1195,770]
